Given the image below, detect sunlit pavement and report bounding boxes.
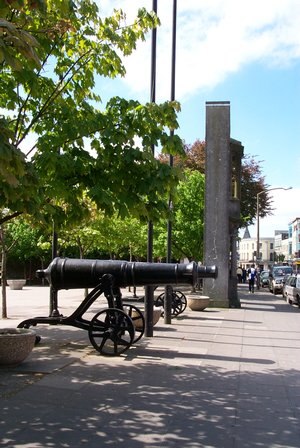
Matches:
[1,284,300,448]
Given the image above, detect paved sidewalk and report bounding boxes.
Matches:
[1,284,300,447]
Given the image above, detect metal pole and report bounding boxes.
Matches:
[144,0,158,337]
[49,222,59,317]
[165,0,177,324]
[167,0,177,250]
[256,193,260,264]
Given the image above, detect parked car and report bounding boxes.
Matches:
[259,271,270,288]
[282,274,292,298]
[282,275,300,306]
[281,274,291,294]
[268,265,293,295]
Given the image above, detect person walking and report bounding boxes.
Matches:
[247,264,257,293]
[242,268,247,283]
[237,266,243,283]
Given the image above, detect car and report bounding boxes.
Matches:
[259,271,270,288]
[282,274,292,298]
[268,265,293,295]
[281,273,291,295]
[282,275,300,306]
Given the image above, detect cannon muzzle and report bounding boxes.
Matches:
[37,258,217,290]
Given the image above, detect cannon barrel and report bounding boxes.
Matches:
[37,257,217,290]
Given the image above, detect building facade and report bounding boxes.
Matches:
[289,217,300,272]
[238,234,275,271]
[238,218,300,273]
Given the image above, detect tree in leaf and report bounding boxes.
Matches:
[0,0,184,227]
[239,154,273,227]
[1,0,186,314]
[160,139,272,228]
[147,170,205,262]
[172,170,205,262]
[58,210,148,261]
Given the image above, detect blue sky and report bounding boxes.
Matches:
[98,0,300,238]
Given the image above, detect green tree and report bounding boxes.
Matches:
[5,218,46,267]
[0,223,10,318]
[160,139,272,227]
[109,216,148,261]
[240,154,273,226]
[172,170,205,261]
[0,0,184,227]
[0,215,50,317]
[57,205,148,260]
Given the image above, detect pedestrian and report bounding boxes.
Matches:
[237,266,243,283]
[242,268,247,283]
[247,264,257,293]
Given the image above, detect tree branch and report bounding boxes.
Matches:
[0,211,23,226]
[172,239,191,261]
[16,49,94,148]
[15,40,63,144]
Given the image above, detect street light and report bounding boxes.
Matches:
[256,187,292,265]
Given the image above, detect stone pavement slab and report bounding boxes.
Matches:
[1,284,300,447]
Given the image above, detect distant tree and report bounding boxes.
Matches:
[151,170,205,262]
[240,155,273,226]
[158,139,204,171]
[1,215,50,317]
[58,207,148,260]
[0,224,10,318]
[181,140,206,173]
[159,139,272,227]
[5,218,46,267]
[172,170,205,261]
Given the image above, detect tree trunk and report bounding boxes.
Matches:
[1,226,8,318]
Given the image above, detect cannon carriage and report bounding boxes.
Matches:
[136,287,188,317]
[18,258,217,356]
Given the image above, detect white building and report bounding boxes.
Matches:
[238,229,275,271]
[274,231,289,262]
[238,218,300,273]
[289,217,300,272]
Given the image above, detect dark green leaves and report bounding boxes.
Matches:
[1,1,183,227]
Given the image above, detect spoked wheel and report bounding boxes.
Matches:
[155,290,187,317]
[174,290,187,314]
[88,308,135,356]
[171,291,185,316]
[155,293,166,316]
[123,303,145,343]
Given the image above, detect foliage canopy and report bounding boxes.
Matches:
[160,139,273,227]
[0,0,184,226]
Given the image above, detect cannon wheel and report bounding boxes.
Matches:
[174,290,187,314]
[123,303,145,343]
[155,290,187,317]
[88,308,135,356]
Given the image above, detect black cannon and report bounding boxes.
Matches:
[18,258,217,356]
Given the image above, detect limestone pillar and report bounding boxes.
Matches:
[203,101,231,307]
[203,102,244,307]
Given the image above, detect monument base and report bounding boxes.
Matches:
[207,299,230,308]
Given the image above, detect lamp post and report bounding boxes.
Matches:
[144,0,157,337]
[164,0,177,324]
[256,187,292,266]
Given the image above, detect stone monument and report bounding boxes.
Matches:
[203,101,243,307]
